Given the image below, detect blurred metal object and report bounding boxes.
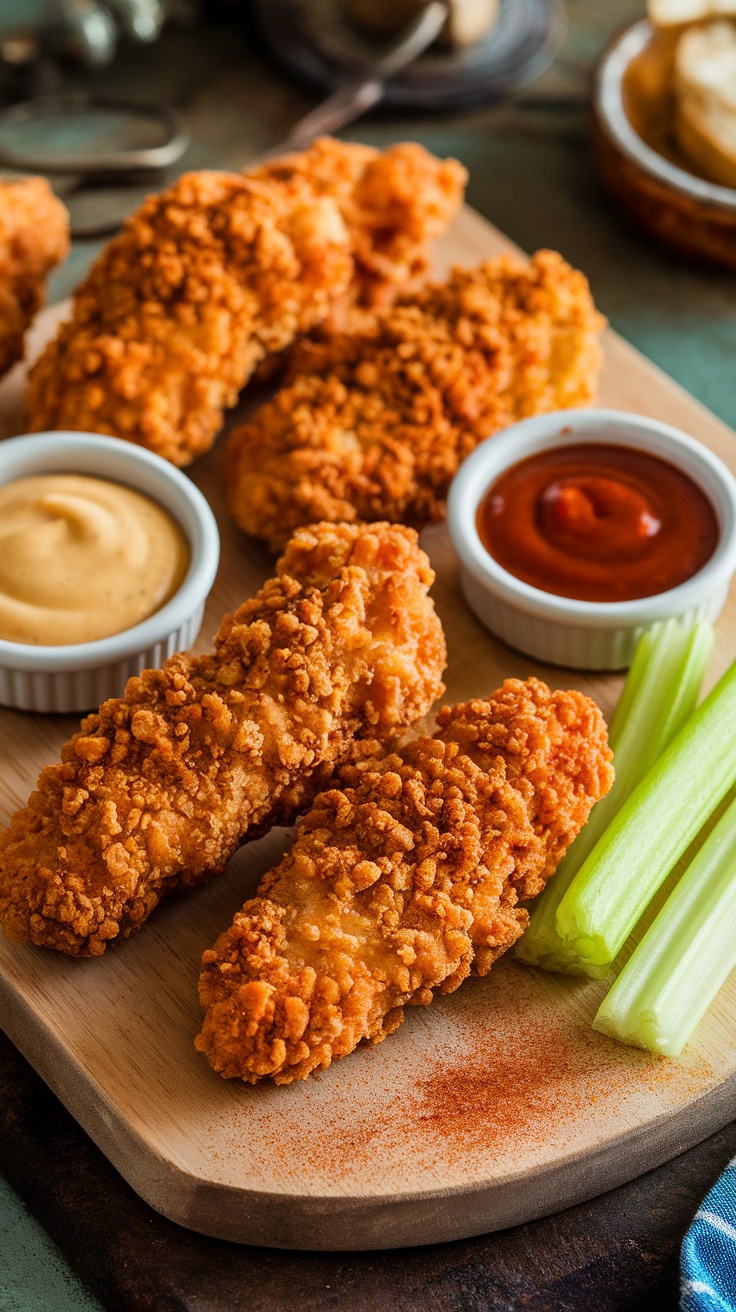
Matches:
[345,0,500,48]
[262,1,449,158]
[46,0,118,66]
[255,0,567,113]
[20,2,444,237]
[0,95,188,175]
[0,0,187,240]
[109,0,166,42]
[0,0,167,70]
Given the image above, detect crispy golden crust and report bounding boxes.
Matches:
[196,678,613,1084]
[26,170,353,465]
[26,140,465,465]
[252,137,467,313]
[0,523,445,957]
[0,177,69,377]
[226,251,606,552]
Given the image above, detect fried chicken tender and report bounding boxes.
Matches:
[26,170,354,466]
[0,177,69,378]
[226,251,606,552]
[252,137,467,314]
[26,140,465,465]
[196,677,613,1084]
[0,523,446,958]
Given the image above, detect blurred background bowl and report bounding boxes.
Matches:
[593,18,736,269]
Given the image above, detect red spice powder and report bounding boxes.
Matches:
[410,983,713,1165]
[413,1013,639,1156]
[245,967,714,1185]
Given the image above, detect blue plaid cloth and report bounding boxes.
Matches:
[681,1157,736,1311]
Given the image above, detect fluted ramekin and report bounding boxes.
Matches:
[447,410,736,670]
[0,432,220,712]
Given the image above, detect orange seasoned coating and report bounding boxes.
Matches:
[0,523,446,957]
[252,137,467,313]
[226,251,606,552]
[0,176,69,377]
[25,140,465,465]
[26,169,353,465]
[196,678,613,1084]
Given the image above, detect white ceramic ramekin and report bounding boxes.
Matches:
[447,409,736,670]
[0,432,220,712]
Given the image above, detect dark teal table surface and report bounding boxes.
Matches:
[0,2,735,1308]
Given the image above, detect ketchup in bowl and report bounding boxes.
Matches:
[476,443,719,603]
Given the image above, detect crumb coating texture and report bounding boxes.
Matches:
[26,169,353,465]
[0,523,445,956]
[227,251,605,550]
[26,140,465,464]
[252,137,467,313]
[0,176,69,377]
[196,677,613,1083]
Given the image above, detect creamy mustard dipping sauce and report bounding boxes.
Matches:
[0,474,189,645]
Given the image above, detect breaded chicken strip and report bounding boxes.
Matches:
[0,177,69,378]
[196,678,613,1084]
[26,140,465,465]
[252,137,467,314]
[227,251,605,552]
[0,523,445,957]
[26,170,353,466]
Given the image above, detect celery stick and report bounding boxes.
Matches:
[606,626,658,747]
[513,620,714,976]
[554,655,736,975]
[593,793,736,1055]
[608,623,712,749]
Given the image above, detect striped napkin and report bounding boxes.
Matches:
[681,1157,736,1311]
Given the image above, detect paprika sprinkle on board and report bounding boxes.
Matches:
[476,443,719,603]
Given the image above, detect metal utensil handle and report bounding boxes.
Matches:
[0,95,189,174]
[261,0,449,159]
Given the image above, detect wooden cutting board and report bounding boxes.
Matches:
[0,207,734,1252]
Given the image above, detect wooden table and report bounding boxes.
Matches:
[1,0,735,1306]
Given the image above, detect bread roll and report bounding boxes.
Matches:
[674,20,736,188]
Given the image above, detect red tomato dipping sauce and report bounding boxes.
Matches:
[476,443,719,603]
